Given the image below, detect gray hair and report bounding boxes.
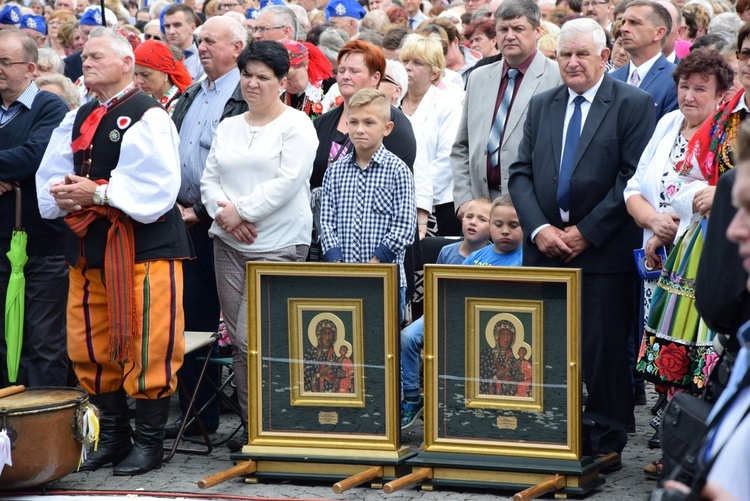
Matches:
[558,18,607,55]
[495,0,541,29]
[37,48,65,74]
[149,0,172,21]
[318,27,350,63]
[259,5,299,40]
[385,59,408,105]
[708,12,743,42]
[288,3,309,40]
[88,27,134,59]
[36,73,81,109]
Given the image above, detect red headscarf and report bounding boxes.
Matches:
[133,40,193,93]
[280,39,333,87]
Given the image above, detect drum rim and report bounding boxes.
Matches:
[0,386,88,417]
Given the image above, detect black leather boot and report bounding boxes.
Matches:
[78,390,133,471]
[113,398,170,476]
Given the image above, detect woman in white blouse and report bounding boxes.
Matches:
[399,34,463,236]
[200,40,319,422]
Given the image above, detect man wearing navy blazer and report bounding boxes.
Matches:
[610,0,677,119]
[509,18,655,464]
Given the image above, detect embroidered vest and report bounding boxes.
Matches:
[67,89,193,268]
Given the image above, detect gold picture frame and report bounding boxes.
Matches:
[465,299,543,411]
[423,265,582,460]
[288,298,365,408]
[245,262,409,459]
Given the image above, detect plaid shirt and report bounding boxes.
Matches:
[321,144,416,288]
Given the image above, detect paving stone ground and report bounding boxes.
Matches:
[6,386,664,501]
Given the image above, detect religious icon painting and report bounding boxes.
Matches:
[465,300,543,412]
[245,262,408,459]
[423,265,582,460]
[288,299,366,408]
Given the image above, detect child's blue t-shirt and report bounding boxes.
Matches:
[436,240,468,265]
[462,245,522,267]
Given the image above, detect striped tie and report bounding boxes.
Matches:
[487,68,520,169]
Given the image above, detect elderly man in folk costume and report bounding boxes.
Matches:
[36,27,193,477]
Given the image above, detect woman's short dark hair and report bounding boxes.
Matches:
[738,22,750,51]
[691,33,731,53]
[673,48,735,95]
[237,40,290,79]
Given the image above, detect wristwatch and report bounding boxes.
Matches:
[92,185,109,205]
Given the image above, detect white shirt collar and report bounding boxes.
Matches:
[566,74,605,104]
[628,52,661,86]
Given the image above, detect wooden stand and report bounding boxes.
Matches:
[211,447,417,491]
[380,451,611,498]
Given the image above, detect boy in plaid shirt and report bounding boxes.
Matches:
[321,89,416,319]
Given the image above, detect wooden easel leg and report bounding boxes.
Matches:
[513,474,565,501]
[332,465,383,493]
[197,460,257,489]
[383,467,433,494]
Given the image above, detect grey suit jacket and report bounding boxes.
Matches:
[450,51,562,209]
[508,73,656,274]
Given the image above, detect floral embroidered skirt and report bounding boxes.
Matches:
[637,219,717,391]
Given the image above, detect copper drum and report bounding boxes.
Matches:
[0,387,89,489]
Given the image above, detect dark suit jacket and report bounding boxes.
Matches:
[610,54,678,120]
[508,73,656,274]
[63,51,83,82]
[696,169,750,336]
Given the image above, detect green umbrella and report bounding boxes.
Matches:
[5,184,27,383]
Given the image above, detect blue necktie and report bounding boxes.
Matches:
[487,68,519,168]
[557,95,586,212]
[183,48,192,58]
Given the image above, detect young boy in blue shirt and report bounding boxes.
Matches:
[463,195,523,266]
[320,89,416,320]
[401,196,524,428]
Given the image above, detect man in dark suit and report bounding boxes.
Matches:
[610,0,677,120]
[508,17,655,465]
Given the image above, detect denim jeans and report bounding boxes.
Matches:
[400,315,424,395]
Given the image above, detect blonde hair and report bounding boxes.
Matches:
[348,88,391,123]
[399,33,445,84]
[537,33,557,54]
[491,194,515,213]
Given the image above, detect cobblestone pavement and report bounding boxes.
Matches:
[1,388,664,501]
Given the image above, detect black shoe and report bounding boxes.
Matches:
[595,453,622,474]
[648,430,661,449]
[227,426,247,452]
[113,398,171,476]
[78,390,133,472]
[626,413,636,434]
[634,386,648,406]
[651,393,667,415]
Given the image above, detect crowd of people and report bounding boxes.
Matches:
[2,0,750,496]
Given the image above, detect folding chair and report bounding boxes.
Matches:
[163,331,217,462]
[191,356,243,447]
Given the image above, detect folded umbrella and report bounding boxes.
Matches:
[5,184,27,383]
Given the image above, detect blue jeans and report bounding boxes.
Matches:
[399,286,406,324]
[400,315,423,395]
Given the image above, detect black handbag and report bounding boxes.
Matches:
[660,392,713,485]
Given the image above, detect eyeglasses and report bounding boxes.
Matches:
[251,25,285,34]
[737,49,750,62]
[0,59,30,69]
[581,1,609,7]
[381,74,398,86]
[144,33,163,41]
[219,2,240,9]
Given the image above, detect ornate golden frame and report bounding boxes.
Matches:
[423,265,582,460]
[245,262,408,458]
